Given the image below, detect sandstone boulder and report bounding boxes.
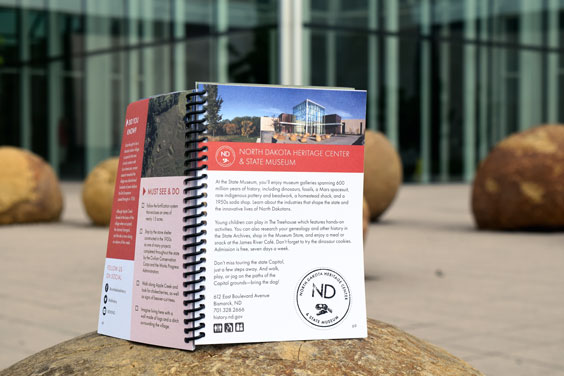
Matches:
[472,124,564,230]
[82,157,119,226]
[1,319,483,376]
[363,130,402,221]
[0,146,63,224]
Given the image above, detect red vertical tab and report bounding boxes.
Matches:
[106,98,149,260]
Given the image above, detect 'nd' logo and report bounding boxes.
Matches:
[215,145,236,168]
[312,283,336,298]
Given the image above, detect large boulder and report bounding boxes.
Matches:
[472,124,564,230]
[363,130,402,221]
[0,146,63,224]
[1,319,483,375]
[82,157,119,226]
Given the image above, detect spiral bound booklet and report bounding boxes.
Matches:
[97,83,367,350]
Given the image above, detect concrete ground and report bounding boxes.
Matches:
[1,183,563,375]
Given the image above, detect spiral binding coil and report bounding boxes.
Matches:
[182,90,208,343]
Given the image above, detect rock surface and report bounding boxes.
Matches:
[82,157,119,226]
[363,130,402,221]
[1,319,483,376]
[472,124,564,230]
[0,146,63,224]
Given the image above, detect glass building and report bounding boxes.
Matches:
[293,99,325,134]
[1,0,563,182]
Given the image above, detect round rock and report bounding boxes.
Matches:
[2,319,483,376]
[82,157,119,226]
[363,130,402,221]
[472,124,564,230]
[0,146,63,224]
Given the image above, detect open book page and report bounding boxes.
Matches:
[98,93,194,350]
[195,84,367,345]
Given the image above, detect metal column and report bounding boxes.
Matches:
[463,0,477,181]
[47,5,62,174]
[547,0,560,123]
[127,0,141,103]
[216,0,228,83]
[419,0,431,182]
[384,0,398,148]
[367,0,378,131]
[173,0,186,91]
[478,0,489,161]
[439,2,450,182]
[519,1,543,130]
[142,0,155,97]
[280,0,303,85]
[19,2,31,150]
[85,0,112,173]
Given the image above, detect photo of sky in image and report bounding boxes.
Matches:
[199,84,366,120]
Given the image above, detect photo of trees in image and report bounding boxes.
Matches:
[203,84,260,142]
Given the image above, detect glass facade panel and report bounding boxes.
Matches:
[30,73,47,159]
[0,0,278,179]
[293,99,326,134]
[310,0,369,28]
[305,0,564,182]
[1,0,563,182]
[0,72,19,145]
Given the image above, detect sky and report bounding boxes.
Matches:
[199,84,366,121]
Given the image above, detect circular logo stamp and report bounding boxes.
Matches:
[296,269,351,328]
[215,145,236,168]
